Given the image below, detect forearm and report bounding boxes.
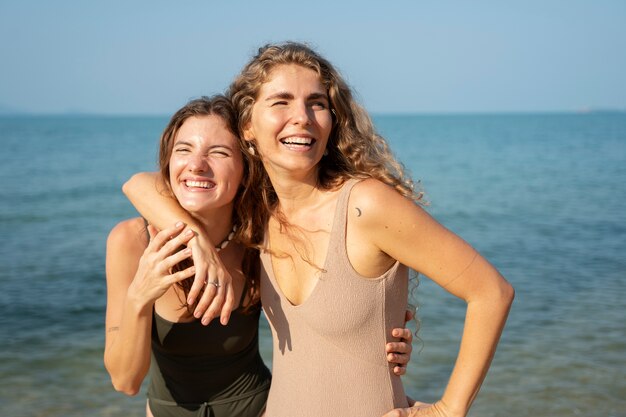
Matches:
[123,172,205,234]
[104,294,153,396]
[123,172,234,321]
[440,284,514,416]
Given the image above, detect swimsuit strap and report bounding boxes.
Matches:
[328,178,361,255]
[239,274,250,307]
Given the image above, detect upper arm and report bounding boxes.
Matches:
[351,180,508,302]
[104,218,146,347]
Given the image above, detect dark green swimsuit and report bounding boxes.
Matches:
[147,296,271,417]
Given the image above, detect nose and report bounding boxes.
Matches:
[188,152,209,173]
[290,101,312,126]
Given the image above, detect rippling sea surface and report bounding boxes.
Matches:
[1,113,624,417]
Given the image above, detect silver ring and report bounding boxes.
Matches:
[206,281,221,288]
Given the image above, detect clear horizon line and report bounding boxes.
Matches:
[1,108,625,118]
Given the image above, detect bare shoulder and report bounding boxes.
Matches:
[350,178,390,208]
[106,218,147,288]
[344,179,421,275]
[349,178,422,222]
[107,218,148,253]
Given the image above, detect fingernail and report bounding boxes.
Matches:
[175,221,184,228]
[188,298,194,305]
[185,229,194,236]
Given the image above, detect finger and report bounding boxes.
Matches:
[201,281,225,326]
[381,408,408,417]
[386,351,406,363]
[392,327,413,342]
[187,266,205,306]
[388,351,410,366]
[167,265,196,285]
[197,262,228,324]
[393,365,406,376]
[186,243,209,306]
[406,402,433,417]
[147,221,185,252]
[386,342,404,353]
[404,308,414,323]
[386,340,412,354]
[219,281,235,325]
[158,228,195,257]
[161,247,193,271]
[194,277,220,323]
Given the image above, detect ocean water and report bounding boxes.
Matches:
[0,113,624,417]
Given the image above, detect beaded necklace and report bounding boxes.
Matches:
[215,225,236,252]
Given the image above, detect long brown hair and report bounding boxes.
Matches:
[228,42,423,248]
[157,95,260,311]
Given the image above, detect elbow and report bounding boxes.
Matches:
[113,381,141,397]
[473,276,514,310]
[121,180,129,196]
[121,173,138,197]
[104,359,143,396]
[498,279,515,309]
[122,171,149,197]
[109,373,142,396]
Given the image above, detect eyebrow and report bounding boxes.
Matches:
[264,91,329,102]
[173,139,193,147]
[173,139,235,150]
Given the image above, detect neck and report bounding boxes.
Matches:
[190,204,235,246]
[266,170,322,218]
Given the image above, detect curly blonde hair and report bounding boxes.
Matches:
[228,42,422,247]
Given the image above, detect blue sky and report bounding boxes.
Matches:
[1,0,625,115]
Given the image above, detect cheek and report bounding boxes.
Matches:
[216,157,244,183]
[229,162,245,186]
[168,157,184,178]
[252,109,281,136]
[318,114,333,136]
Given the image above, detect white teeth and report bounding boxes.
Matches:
[185,180,213,189]
[281,137,313,145]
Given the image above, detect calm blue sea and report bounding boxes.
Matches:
[1,113,624,417]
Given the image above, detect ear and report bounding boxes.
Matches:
[242,121,254,142]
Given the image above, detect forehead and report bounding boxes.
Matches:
[176,115,238,144]
[258,64,326,96]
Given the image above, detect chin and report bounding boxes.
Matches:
[178,200,205,213]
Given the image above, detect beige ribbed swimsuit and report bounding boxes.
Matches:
[260,179,409,417]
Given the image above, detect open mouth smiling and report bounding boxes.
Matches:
[184,179,215,190]
[280,136,316,150]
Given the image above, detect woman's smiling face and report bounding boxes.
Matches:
[169,114,243,217]
[244,64,333,180]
